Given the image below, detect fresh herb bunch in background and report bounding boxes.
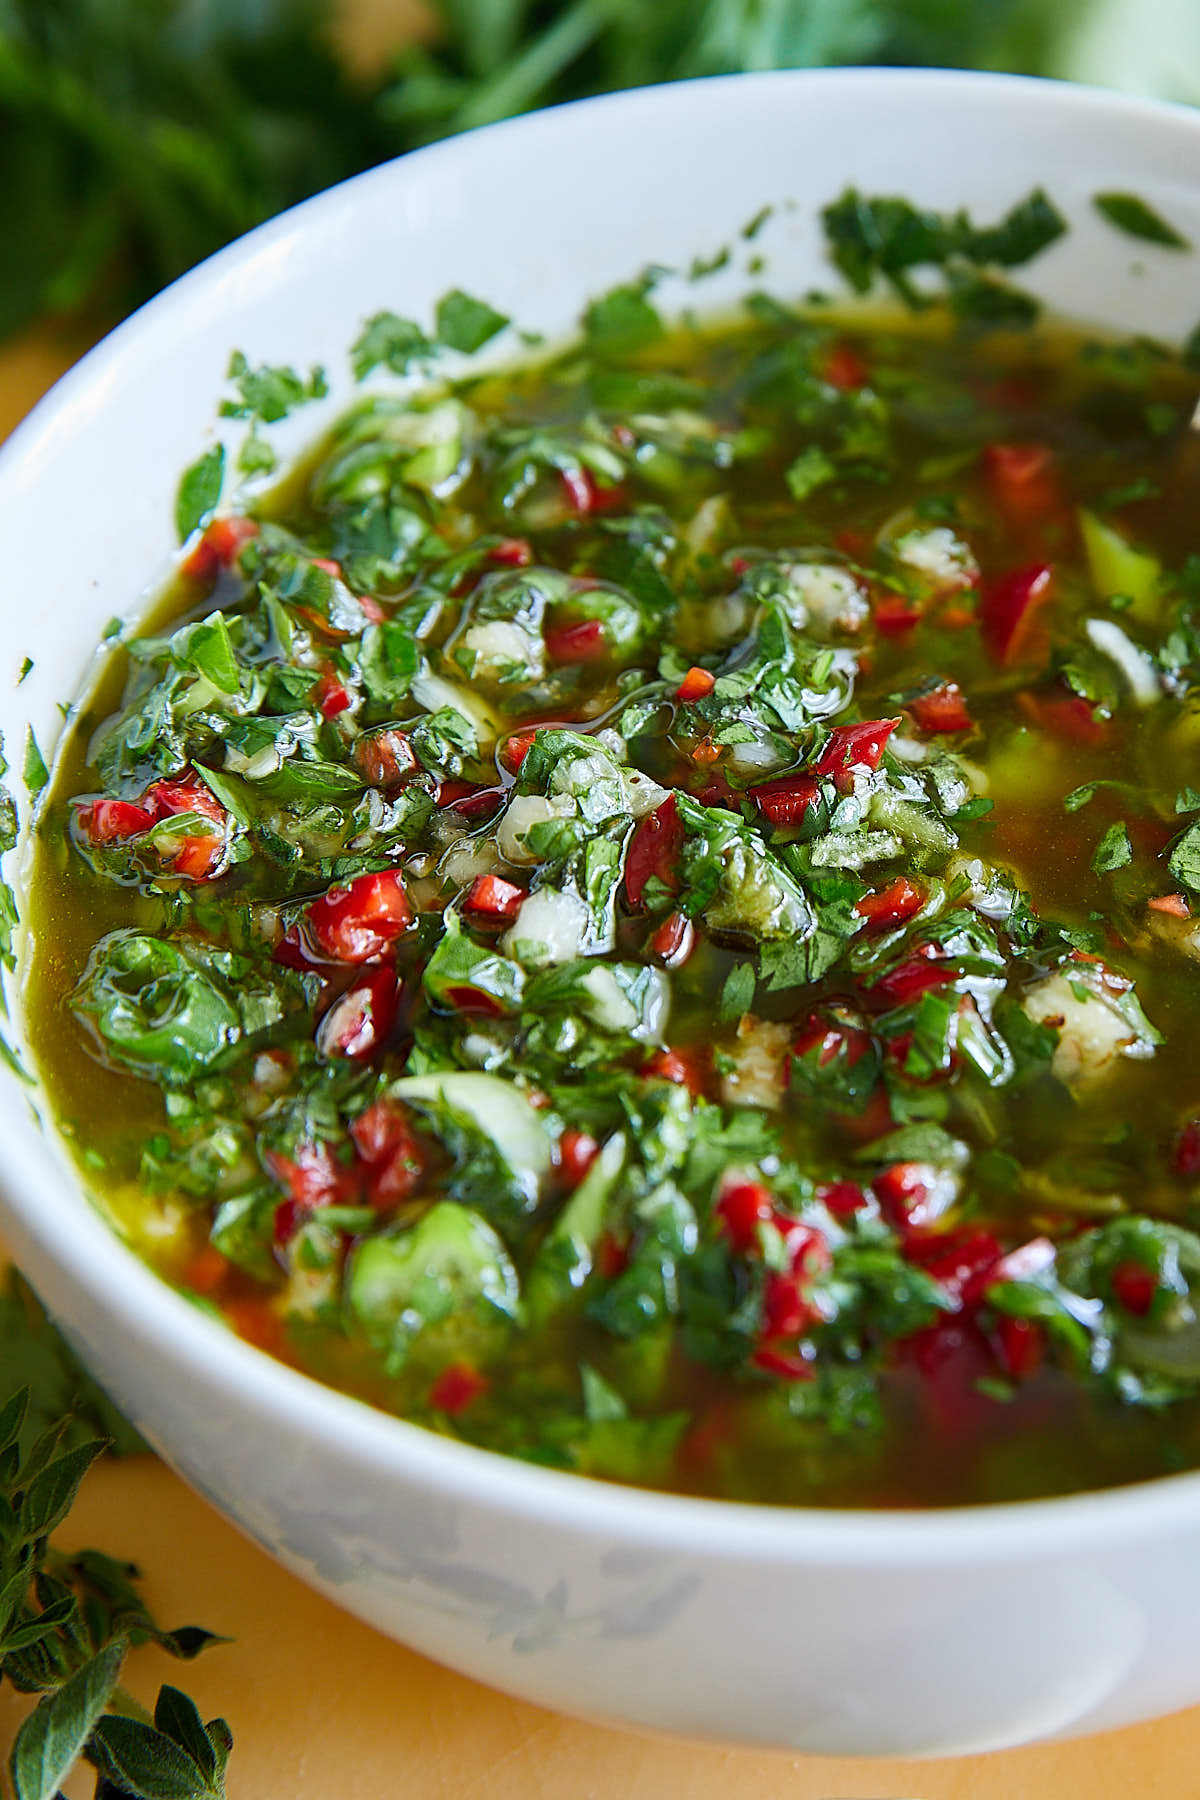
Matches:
[4,0,1197,348]
[0,1274,231,1799]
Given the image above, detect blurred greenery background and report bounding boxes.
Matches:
[2,0,1197,349]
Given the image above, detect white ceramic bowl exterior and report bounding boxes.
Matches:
[4,70,1200,1756]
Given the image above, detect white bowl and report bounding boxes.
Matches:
[5,68,1200,1757]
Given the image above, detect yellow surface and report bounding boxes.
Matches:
[5,309,1200,1800]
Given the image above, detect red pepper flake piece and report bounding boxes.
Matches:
[463,873,525,927]
[265,1141,360,1234]
[557,1128,599,1191]
[908,682,973,734]
[429,1363,489,1415]
[1112,1260,1158,1316]
[182,515,259,583]
[868,945,957,1007]
[676,665,716,703]
[489,537,533,567]
[1175,1119,1200,1178]
[1149,893,1191,917]
[182,1244,230,1296]
[316,966,401,1061]
[310,556,343,578]
[820,342,869,391]
[751,1345,814,1381]
[350,1100,425,1207]
[817,1180,868,1219]
[314,670,352,718]
[982,444,1063,526]
[439,985,506,1017]
[560,467,625,515]
[994,1315,1045,1380]
[979,562,1054,664]
[499,727,539,773]
[224,1296,286,1358]
[648,910,695,968]
[624,795,683,908]
[748,771,821,827]
[437,781,503,820]
[75,797,157,843]
[297,870,413,965]
[641,1046,707,1098]
[716,1179,775,1253]
[545,618,607,665]
[908,1228,1003,1307]
[354,728,418,788]
[812,718,900,790]
[1016,686,1108,747]
[872,595,922,637]
[855,876,925,933]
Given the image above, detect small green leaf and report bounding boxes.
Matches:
[583,283,662,354]
[1091,820,1132,874]
[10,1638,123,1800]
[785,446,836,502]
[1064,783,1096,813]
[87,1712,220,1800]
[1169,821,1200,893]
[186,616,239,695]
[1093,192,1190,250]
[21,1441,105,1539]
[154,1686,216,1781]
[174,447,225,544]
[23,728,48,797]
[350,312,434,381]
[717,961,755,1024]
[435,289,509,354]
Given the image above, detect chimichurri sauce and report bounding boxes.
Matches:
[27,303,1200,1506]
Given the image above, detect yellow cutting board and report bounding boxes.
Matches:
[5,317,1199,1800]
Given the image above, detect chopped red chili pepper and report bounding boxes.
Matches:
[716,1179,775,1253]
[181,515,259,583]
[299,870,413,965]
[812,718,900,789]
[557,1128,599,1191]
[354,728,418,788]
[462,874,525,927]
[855,876,925,933]
[1112,1260,1158,1316]
[820,342,869,391]
[908,682,973,734]
[489,537,533,567]
[641,1046,707,1097]
[315,966,401,1061]
[994,1315,1045,1380]
[429,1363,489,1414]
[560,467,625,515]
[350,1100,425,1207]
[544,618,607,665]
[648,910,695,968]
[624,795,683,907]
[676,666,716,703]
[1175,1119,1200,1178]
[748,772,820,827]
[982,444,1063,527]
[979,562,1054,664]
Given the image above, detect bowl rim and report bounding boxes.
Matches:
[8,62,1200,1564]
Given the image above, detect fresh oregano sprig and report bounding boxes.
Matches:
[0,1288,234,1799]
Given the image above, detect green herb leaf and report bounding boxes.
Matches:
[10,1639,123,1800]
[583,283,662,354]
[174,447,225,544]
[435,290,509,354]
[351,312,435,381]
[23,728,48,798]
[88,1709,223,1799]
[1091,821,1132,873]
[1169,821,1200,893]
[1093,192,1190,250]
